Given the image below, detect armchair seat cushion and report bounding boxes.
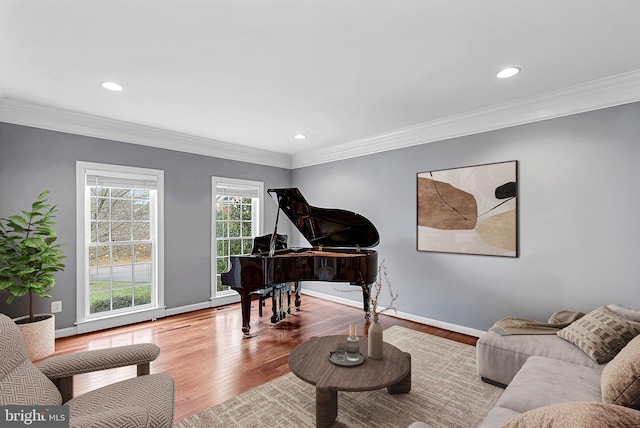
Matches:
[67,374,174,428]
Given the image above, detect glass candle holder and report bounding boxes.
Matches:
[346,324,360,361]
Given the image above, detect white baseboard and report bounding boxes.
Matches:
[56,296,242,338]
[54,291,484,339]
[74,307,167,335]
[55,327,77,339]
[300,289,485,338]
[164,301,211,317]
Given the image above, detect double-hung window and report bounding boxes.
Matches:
[76,162,164,332]
[212,177,263,302]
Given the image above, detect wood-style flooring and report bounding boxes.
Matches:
[49,295,477,422]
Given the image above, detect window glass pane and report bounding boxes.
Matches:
[112,268,132,290]
[133,222,150,241]
[93,221,110,243]
[134,285,151,305]
[229,203,241,220]
[134,263,152,283]
[242,205,251,220]
[111,188,131,198]
[90,222,97,242]
[133,189,149,199]
[216,203,227,220]
[90,245,110,268]
[112,244,133,264]
[95,198,110,220]
[133,200,149,219]
[90,290,112,314]
[89,268,111,291]
[112,288,133,310]
[217,240,228,257]
[242,239,252,254]
[216,257,228,274]
[228,221,241,237]
[111,222,132,241]
[111,199,131,220]
[135,244,152,263]
[91,187,109,197]
[229,239,241,254]
[216,222,228,238]
[241,221,252,237]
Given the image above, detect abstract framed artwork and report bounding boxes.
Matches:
[417,160,518,257]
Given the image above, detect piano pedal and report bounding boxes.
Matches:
[270,312,286,324]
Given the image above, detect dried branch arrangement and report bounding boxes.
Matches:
[368,260,398,317]
[335,259,398,317]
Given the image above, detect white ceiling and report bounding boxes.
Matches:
[2,1,640,168]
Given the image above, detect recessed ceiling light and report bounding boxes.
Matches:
[100,81,124,91]
[496,67,521,79]
[294,134,307,140]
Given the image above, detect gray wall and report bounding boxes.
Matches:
[2,101,639,334]
[292,102,640,331]
[0,123,291,329]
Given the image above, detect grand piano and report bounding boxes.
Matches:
[221,188,379,337]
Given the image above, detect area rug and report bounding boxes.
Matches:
[173,326,503,428]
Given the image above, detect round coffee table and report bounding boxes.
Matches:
[288,335,411,428]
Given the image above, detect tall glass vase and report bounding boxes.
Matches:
[368,314,383,359]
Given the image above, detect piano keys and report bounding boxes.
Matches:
[221,188,379,337]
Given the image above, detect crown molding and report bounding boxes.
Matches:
[0,99,291,169]
[291,69,640,168]
[2,69,640,170]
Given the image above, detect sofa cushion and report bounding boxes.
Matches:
[557,305,640,363]
[476,331,603,386]
[602,335,640,409]
[67,374,174,427]
[476,406,521,428]
[502,401,640,427]
[494,356,602,414]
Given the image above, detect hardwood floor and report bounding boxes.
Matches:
[49,295,477,422]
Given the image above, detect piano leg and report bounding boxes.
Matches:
[271,287,281,323]
[286,282,299,314]
[240,291,253,338]
[362,283,372,319]
[294,281,302,311]
[270,283,291,323]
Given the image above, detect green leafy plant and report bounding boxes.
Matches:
[0,190,66,322]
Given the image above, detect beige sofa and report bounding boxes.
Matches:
[410,304,640,427]
[476,304,640,427]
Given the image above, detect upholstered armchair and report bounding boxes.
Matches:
[0,313,174,428]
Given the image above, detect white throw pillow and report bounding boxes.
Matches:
[608,303,640,323]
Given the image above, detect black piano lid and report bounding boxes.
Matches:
[267,188,380,249]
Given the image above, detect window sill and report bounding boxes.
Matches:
[76,307,166,334]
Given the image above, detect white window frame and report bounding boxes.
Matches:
[76,161,165,333]
[211,177,263,305]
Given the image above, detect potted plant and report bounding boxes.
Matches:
[0,190,66,360]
